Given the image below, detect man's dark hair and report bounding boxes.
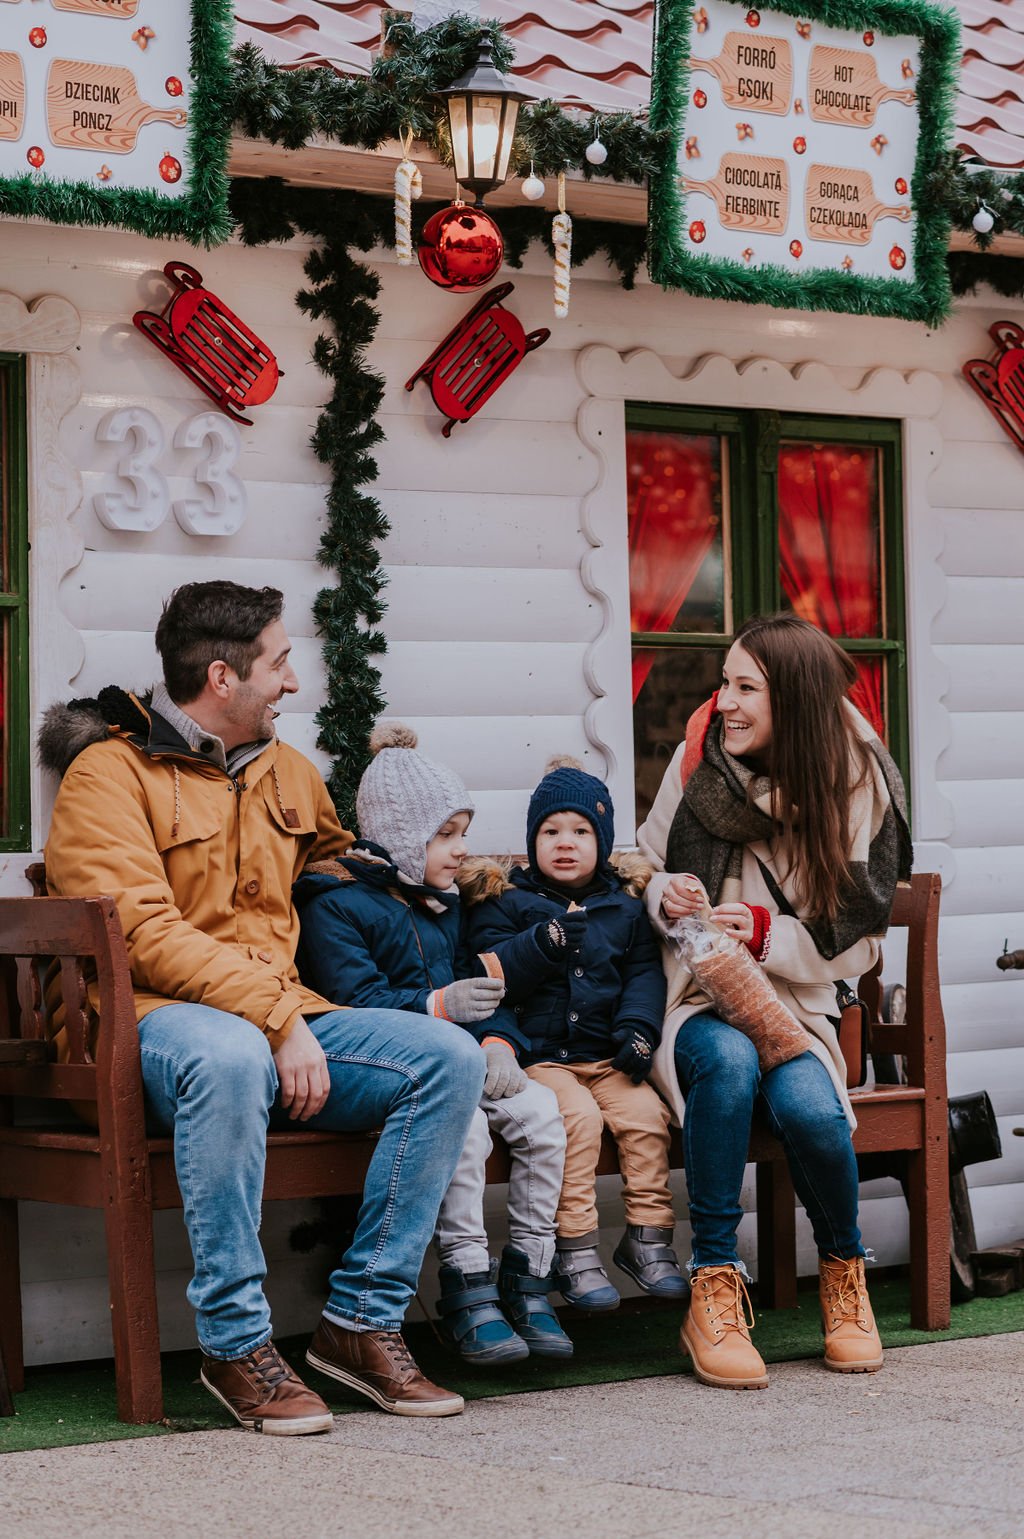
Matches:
[155,582,284,703]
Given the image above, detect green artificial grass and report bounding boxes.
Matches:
[3,1278,1023,1454]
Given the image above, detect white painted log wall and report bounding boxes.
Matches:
[1,217,1022,1363]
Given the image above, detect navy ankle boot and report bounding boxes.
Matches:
[498,1246,574,1358]
[436,1260,529,1365]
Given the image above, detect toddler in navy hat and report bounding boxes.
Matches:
[459,756,685,1313]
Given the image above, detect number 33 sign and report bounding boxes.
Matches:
[93,406,246,536]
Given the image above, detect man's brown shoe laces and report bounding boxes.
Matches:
[247,1342,294,1389]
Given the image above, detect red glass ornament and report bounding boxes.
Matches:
[789,239,803,259]
[159,152,182,184]
[895,177,908,196]
[693,89,708,108]
[165,77,184,98]
[793,136,806,154]
[889,245,906,270]
[418,205,503,293]
[26,146,45,169]
[746,10,761,26]
[689,220,707,244]
[863,30,875,45]
[29,26,47,47]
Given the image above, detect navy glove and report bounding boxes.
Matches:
[612,1031,655,1084]
[536,907,588,960]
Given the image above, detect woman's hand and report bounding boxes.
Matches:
[710,903,755,944]
[661,874,711,920]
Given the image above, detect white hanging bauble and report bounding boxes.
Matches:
[972,203,995,234]
[522,167,546,201]
[585,136,608,166]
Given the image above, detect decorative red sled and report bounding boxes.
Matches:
[963,320,1024,456]
[133,262,281,426]
[405,282,549,436]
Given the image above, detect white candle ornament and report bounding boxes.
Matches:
[553,172,572,318]
[394,129,422,266]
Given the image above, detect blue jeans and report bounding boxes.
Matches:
[674,1012,863,1271]
[138,1003,485,1358]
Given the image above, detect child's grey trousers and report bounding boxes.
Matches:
[434,1079,566,1277]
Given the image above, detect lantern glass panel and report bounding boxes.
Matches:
[467,94,503,183]
[447,95,470,183]
[495,99,520,183]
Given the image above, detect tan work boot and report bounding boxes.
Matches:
[679,1264,769,1390]
[819,1255,884,1372]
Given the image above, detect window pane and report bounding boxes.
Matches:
[850,654,887,742]
[778,442,882,639]
[633,647,724,824]
[0,366,9,592]
[0,618,6,835]
[627,430,729,683]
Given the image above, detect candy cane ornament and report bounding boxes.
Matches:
[394,129,422,266]
[553,172,572,319]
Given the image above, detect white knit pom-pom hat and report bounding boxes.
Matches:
[356,722,474,884]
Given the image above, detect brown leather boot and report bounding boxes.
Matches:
[680,1265,769,1390]
[200,1341,334,1434]
[306,1316,464,1417]
[819,1255,884,1373]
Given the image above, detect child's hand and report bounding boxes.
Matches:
[536,907,588,958]
[432,976,505,1024]
[482,1039,528,1099]
[611,1030,655,1084]
[662,874,711,921]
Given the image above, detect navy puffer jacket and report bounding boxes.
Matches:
[294,842,462,1013]
[458,856,667,1067]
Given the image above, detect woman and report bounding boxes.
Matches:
[636,613,911,1391]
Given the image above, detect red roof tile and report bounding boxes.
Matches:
[234,0,1024,165]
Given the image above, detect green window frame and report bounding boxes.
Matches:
[1,352,30,852]
[626,402,909,819]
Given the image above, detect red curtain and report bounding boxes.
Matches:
[778,444,885,737]
[627,431,719,700]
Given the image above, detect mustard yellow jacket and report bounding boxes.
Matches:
[44,717,352,1043]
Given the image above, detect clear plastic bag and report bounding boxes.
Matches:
[665,917,813,1072]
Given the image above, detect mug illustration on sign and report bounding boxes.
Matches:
[47,59,187,153]
[682,154,789,234]
[0,52,25,142]
[51,0,143,15]
[690,32,793,116]
[804,164,911,245]
[808,46,916,127]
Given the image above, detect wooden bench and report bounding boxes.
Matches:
[0,872,948,1425]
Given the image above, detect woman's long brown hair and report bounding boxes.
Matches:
[732,614,869,925]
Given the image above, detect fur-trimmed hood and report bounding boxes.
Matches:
[457,850,654,906]
[38,688,152,778]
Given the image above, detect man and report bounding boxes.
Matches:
[42,581,486,1432]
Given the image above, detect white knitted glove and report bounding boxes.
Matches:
[431,976,505,1024]
[483,1040,528,1099]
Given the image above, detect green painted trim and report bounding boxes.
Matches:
[0,353,30,852]
[649,0,960,324]
[0,0,233,247]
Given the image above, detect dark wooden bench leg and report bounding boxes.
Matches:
[906,1138,951,1330]
[101,1156,164,1423]
[0,1196,25,1401]
[756,1159,798,1308]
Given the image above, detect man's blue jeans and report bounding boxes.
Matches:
[137,1003,485,1359]
[674,1012,864,1271]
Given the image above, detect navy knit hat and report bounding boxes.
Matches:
[526,756,615,872]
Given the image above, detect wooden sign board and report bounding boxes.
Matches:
[648,0,959,324]
[0,0,232,245]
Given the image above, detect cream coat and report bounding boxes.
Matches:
[635,729,894,1131]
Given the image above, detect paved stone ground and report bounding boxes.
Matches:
[3,1334,1023,1538]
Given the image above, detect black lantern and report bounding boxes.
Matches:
[440,35,527,206]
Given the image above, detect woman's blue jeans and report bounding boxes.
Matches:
[137,1002,485,1359]
[674,1012,864,1271]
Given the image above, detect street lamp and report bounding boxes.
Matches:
[440,35,527,206]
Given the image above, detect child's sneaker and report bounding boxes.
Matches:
[498,1246,574,1358]
[553,1232,621,1312]
[613,1224,689,1298]
[436,1261,530,1365]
